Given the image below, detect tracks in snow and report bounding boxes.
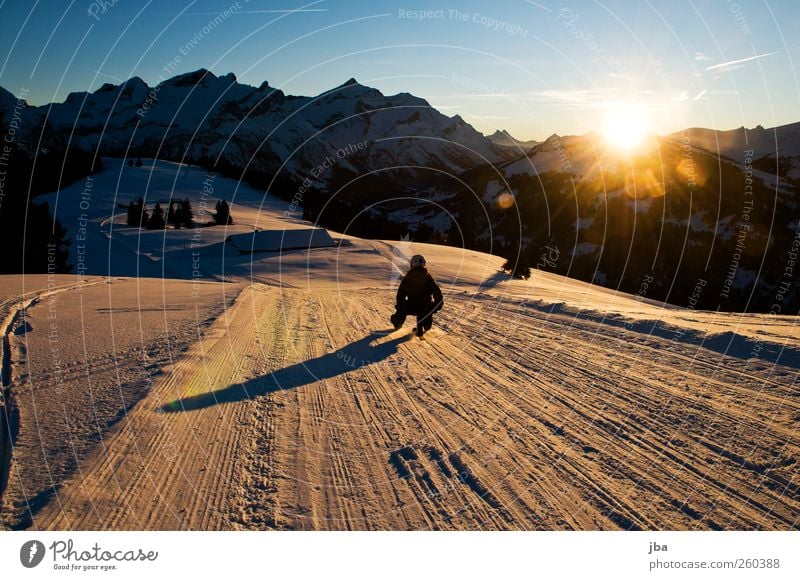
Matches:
[33,286,800,530]
[0,278,110,520]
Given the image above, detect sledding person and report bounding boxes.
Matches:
[391,254,444,338]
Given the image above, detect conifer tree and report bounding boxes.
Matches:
[214,199,233,225]
[148,202,166,229]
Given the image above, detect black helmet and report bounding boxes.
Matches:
[410,254,426,268]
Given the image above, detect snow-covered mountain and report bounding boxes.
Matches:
[486,129,539,152]
[666,122,800,183]
[1,70,510,190]
[667,122,800,160]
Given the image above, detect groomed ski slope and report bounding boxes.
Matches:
[4,159,798,530]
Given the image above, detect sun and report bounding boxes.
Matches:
[602,106,651,151]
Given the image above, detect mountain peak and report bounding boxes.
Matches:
[489,129,511,139]
[161,68,217,88]
[317,77,378,99]
[487,129,539,150]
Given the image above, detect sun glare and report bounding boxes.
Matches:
[602,107,651,151]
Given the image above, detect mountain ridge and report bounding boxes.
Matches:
[0,69,512,190]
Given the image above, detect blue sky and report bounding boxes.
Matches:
[1,0,798,140]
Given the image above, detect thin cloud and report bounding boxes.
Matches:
[529,88,622,103]
[705,52,776,72]
[693,89,707,101]
[694,52,712,62]
[435,88,623,104]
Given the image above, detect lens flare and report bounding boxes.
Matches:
[495,192,515,209]
[602,106,651,151]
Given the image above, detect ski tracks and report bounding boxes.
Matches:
[34,286,800,530]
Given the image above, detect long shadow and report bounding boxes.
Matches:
[478,270,509,291]
[160,330,413,413]
[16,486,59,530]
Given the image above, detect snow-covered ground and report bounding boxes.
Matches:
[1,159,797,530]
[38,158,311,278]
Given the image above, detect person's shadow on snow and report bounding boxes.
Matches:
[159,330,413,413]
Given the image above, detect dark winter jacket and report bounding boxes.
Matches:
[396,267,443,315]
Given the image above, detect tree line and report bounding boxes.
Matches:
[126,197,233,229]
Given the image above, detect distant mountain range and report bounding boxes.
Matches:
[0,70,511,187]
[1,70,798,313]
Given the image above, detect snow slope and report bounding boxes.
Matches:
[2,160,798,530]
[37,158,311,278]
